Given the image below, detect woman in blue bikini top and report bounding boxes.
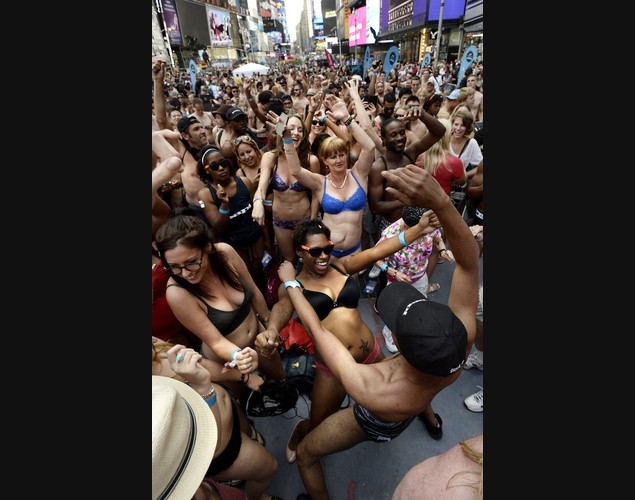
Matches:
[282,89,377,261]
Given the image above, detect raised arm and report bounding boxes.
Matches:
[405,108,447,159]
[338,81,376,177]
[152,60,170,131]
[382,165,479,332]
[243,78,268,124]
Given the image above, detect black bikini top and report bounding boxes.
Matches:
[299,264,360,321]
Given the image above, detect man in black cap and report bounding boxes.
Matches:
[219,106,265,165]
[276,165,479,500]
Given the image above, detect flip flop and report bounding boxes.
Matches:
[427,283,441,293]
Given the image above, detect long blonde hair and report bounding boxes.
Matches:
[445,438,484,498]
[418,118,452,175]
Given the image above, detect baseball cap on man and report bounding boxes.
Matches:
[377,282,467,376]
[225,106,247,121]
[446,89,460,100]
[152,376,218,500]
[177,115,200,133]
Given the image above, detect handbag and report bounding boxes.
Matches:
[240,378,299,417]
[279,318,315,354]
[283,350,316,395]
[450,141,471,214]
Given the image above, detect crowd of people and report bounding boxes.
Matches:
[152,55,484,500]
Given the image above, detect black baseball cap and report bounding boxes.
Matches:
[177,116,200,133]
[377,282,467,376]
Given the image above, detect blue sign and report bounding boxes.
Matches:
[457,45,478,88]
[189,59,198,94]
[363,46,371,79]
[383,46,400,78]
[421,53,431,68]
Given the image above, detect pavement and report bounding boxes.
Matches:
[238,255,483,500]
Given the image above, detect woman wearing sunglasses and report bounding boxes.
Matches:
[196,146,268,293]
[255,214,440,464]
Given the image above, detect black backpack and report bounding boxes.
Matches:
[240,379,298,417]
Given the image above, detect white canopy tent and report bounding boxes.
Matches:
[232,62,270,79]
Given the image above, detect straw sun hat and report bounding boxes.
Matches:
[152,376,219,500]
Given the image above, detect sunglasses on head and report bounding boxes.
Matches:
[233,135,253,146]
[301,241,334,257]
[204,158,231,171]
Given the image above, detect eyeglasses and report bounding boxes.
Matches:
[164,252,204,275]
[204,158,231,171]
[233,135,253,146]
[301,241,335,257]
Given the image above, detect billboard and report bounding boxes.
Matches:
[207,6,233,47]
[160,0,183,46]
[379,0,465,35]
[348,7,366,47]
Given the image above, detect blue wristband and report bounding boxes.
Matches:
[231,348,241,361]
[380,262,388,272]
[219,207,230,215]
[398,231,407,247]
[205,394,217,407]
[282,137,294,145]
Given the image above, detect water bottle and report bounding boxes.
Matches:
[364,279,377,294]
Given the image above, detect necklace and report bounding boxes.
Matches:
[327,170,348,189]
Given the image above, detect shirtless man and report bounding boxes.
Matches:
[466,74,484,121]
[368,110,446,234]
[190,97,215,145]
[291,82,310,119]
[151,115,209,214]
[278,165,480,500]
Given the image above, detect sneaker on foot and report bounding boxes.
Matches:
[464,386,483,412]
[464,352,483,370]
[382,325,398,353]
[368,265,381,279]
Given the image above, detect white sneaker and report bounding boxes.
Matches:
[464,386,483,412]
[368,265,381,279]
[464,351,483,371]
[382,325,398,353]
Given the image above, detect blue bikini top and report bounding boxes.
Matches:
[321,171,366,215]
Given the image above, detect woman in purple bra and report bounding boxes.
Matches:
[252,114,321,262]
[280,82,376,263]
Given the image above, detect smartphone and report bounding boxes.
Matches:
[276,112,288,136]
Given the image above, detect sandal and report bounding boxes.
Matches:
[427,283,441,294]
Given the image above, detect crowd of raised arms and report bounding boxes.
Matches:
[152,56,484,500]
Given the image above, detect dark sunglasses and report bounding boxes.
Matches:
[301,241,334,257]
[312,120,324,126]
[204,158,231,171]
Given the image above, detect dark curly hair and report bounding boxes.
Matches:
[293,219,331,250]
